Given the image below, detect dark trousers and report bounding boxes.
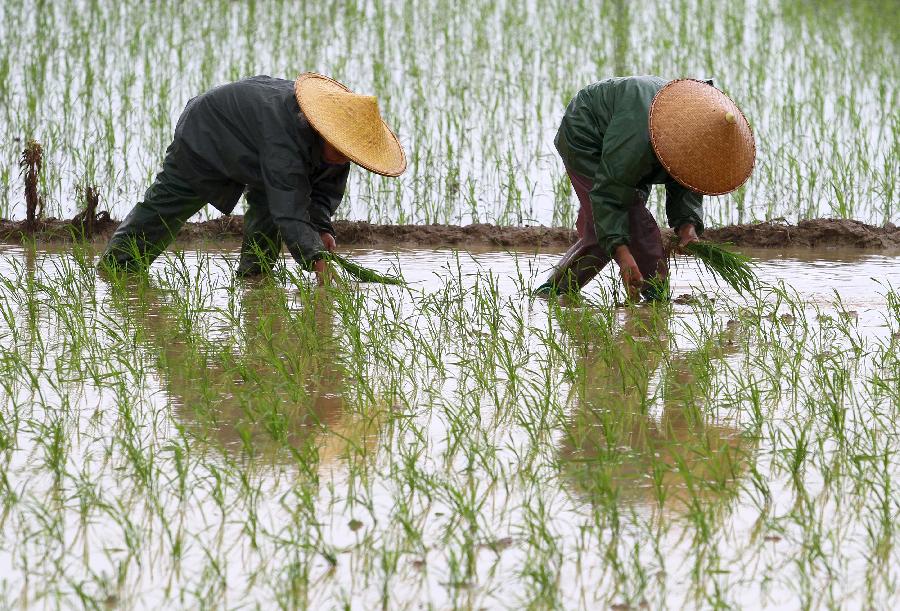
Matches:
[540,167,667,297]
[100,148,282,276]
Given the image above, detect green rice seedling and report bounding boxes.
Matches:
[325,252,405,285]
[672,241,758,296]
[4,222,900,605]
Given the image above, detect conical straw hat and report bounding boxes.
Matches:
[649,79,756,195]
[294,72,407,177]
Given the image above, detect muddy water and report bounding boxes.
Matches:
[350,245,897,319]
[0,244,898,608]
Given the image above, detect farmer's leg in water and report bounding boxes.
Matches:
[583,187,669,302]
[537,166,670,299]
[536,167,609,294]
[238,188,283,277]
[624,194,668,301]
[100,147,205,271]
[616,216,700,301]
[237,186,337,279]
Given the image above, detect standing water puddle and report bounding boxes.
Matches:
[0,244,898,608]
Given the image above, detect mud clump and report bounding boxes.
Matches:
[0,218,578,248]
[71,184,107,238]
[19,140,44,229]
[0,216,119,242]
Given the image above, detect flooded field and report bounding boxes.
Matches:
[1,0,897,607]
[1,0,897,227]
[1,244,898,608]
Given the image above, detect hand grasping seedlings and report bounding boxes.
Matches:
[673,223,700,254]
[324,253,405,286]
[668,235,758,296]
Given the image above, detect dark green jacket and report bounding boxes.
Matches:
[555,76,704,256]
[171,75,349,266]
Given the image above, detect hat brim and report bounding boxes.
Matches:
[295,73,407,177]
[649,79,756,196]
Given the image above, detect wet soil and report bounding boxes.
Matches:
[1,216,899,250]
[704,218,900,249]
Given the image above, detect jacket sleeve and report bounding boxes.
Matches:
[260,143,324,270]
[308,163,350,236]
[589,113,651,257]
[665,181,704,234]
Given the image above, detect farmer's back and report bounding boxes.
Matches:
[173,75,322,214]
[555,76,669,187]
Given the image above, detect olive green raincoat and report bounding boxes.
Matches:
[554,76,704,256]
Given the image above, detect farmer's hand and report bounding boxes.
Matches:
[614,244,644,302]
[675,223,699,254]
[313,258,332,286]
[320,232,336,252]
[313,234,336,286]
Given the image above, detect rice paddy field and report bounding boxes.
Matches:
[0,0,897,226]
[0,244,899,608]
[2,0,900,610]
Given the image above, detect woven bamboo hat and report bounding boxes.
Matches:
[294,72,406,177]
[649,79,755,195]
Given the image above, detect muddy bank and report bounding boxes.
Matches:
[704,218,900,249]
[347,218,900,249]
[1,217,899,250]
[333,221,576,247]
[0,217,577,247]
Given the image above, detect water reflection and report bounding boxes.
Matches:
[556,305,754,512]
[105,277,381,466]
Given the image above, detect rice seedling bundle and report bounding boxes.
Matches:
[676,240,758,295]
[326,252,405,285]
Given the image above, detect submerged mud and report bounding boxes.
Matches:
[1,216,899,250]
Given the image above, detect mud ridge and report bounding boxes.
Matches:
[1,217,899,250]
[704,218,900,249]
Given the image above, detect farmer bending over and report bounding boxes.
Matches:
[535,77,755,300]
[100,73,406,283]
